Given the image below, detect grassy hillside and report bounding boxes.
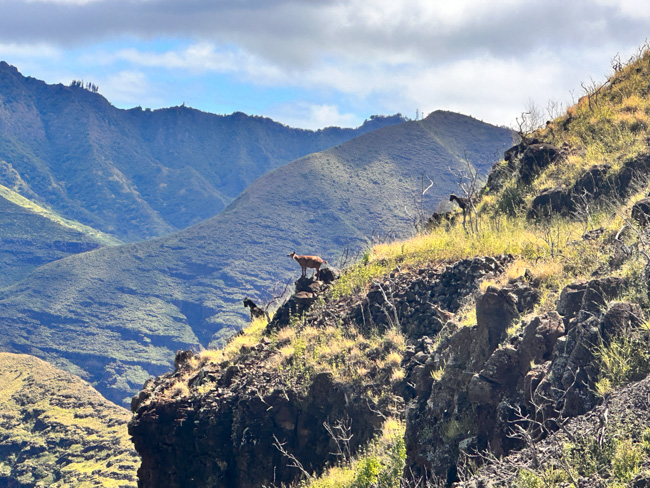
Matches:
[127,44,650,487]
[0,111,513,405]
[0,183,119,287]
[0,61,404,241]
[0,352,138,486]
[275,45,650,487]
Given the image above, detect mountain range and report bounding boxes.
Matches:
[0,61,404,242]
[0,88,513,404]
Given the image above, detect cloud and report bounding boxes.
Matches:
[2,0,650,128]
[98,70,162,107]
[1,0,647,61]
[0,42,61,59]
[269,102,359,130]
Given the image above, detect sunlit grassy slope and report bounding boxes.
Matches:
[0,183,120,287]
[332,46,650,307]
[0,353,138,486]
[0,183,121,246]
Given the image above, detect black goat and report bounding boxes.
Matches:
[243,298,269,321]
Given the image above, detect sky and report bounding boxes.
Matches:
[1,0,650,130]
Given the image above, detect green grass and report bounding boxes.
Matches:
[0,352,138,486]
[0,183,122,246]
[301,418,406,488]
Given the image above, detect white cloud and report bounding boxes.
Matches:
[270,102,359,130]
[2,0,650,128]
[99,70,161,107]
[594,0,650,19]
[0,42,61,59]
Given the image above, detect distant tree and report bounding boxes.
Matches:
[69,80,99,93]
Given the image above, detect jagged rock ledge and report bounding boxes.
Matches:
[128,255,515,487]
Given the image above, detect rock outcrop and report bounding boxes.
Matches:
[403,274,641,483]
[129,255,515,487]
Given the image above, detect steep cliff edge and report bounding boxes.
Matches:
[129,47,650,486]
[129,255,514,487]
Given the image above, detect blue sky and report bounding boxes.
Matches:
[2,0,650,130]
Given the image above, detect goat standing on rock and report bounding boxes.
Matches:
[287,251,327,281]
[243,298,270,321]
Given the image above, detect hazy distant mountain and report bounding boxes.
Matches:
[0,61,405,241]
[0,110,513,405]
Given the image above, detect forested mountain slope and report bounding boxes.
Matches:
[0,183,119,287]
[0,110,513,405]
[0,61,404,241]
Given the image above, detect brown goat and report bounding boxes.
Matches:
[287,251,327,280]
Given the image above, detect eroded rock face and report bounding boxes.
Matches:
[351,255,515,337]
[402,274,641,484]
[403,278,543,483]
[129,255,515,487]
[130,355,384,488]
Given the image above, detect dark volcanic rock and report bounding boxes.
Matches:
[520,143,562,185]
[529,187,571,217]
[129,359,383,488]
[458,375,650,487]
[632,197,650,226]
[402,270,640,483]
[573,164,611,197]
[267,277,331,330]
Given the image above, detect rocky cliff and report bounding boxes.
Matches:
[128,46,650,487]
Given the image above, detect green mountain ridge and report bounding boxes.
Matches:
[0,183,119,288]
[0,61,405,241]
[0,110,513,405]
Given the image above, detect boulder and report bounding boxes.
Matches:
[319,266,340,284]
[572,164,610,198]
[518,313,565,367]
[519,143,561,185]
[529,187,571,217]
[476,286,519,349]
[631,197,650,226]
[557,277,626,324]
[600,301,644,342]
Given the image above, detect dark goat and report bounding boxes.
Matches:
[449,193,471,210]
[243,298,269,321]
[449,193,474,228]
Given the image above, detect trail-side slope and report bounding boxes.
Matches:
[0,111,513,405]
[0,61,404,241]
[0,352,138,487]
[129,45,650,488]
